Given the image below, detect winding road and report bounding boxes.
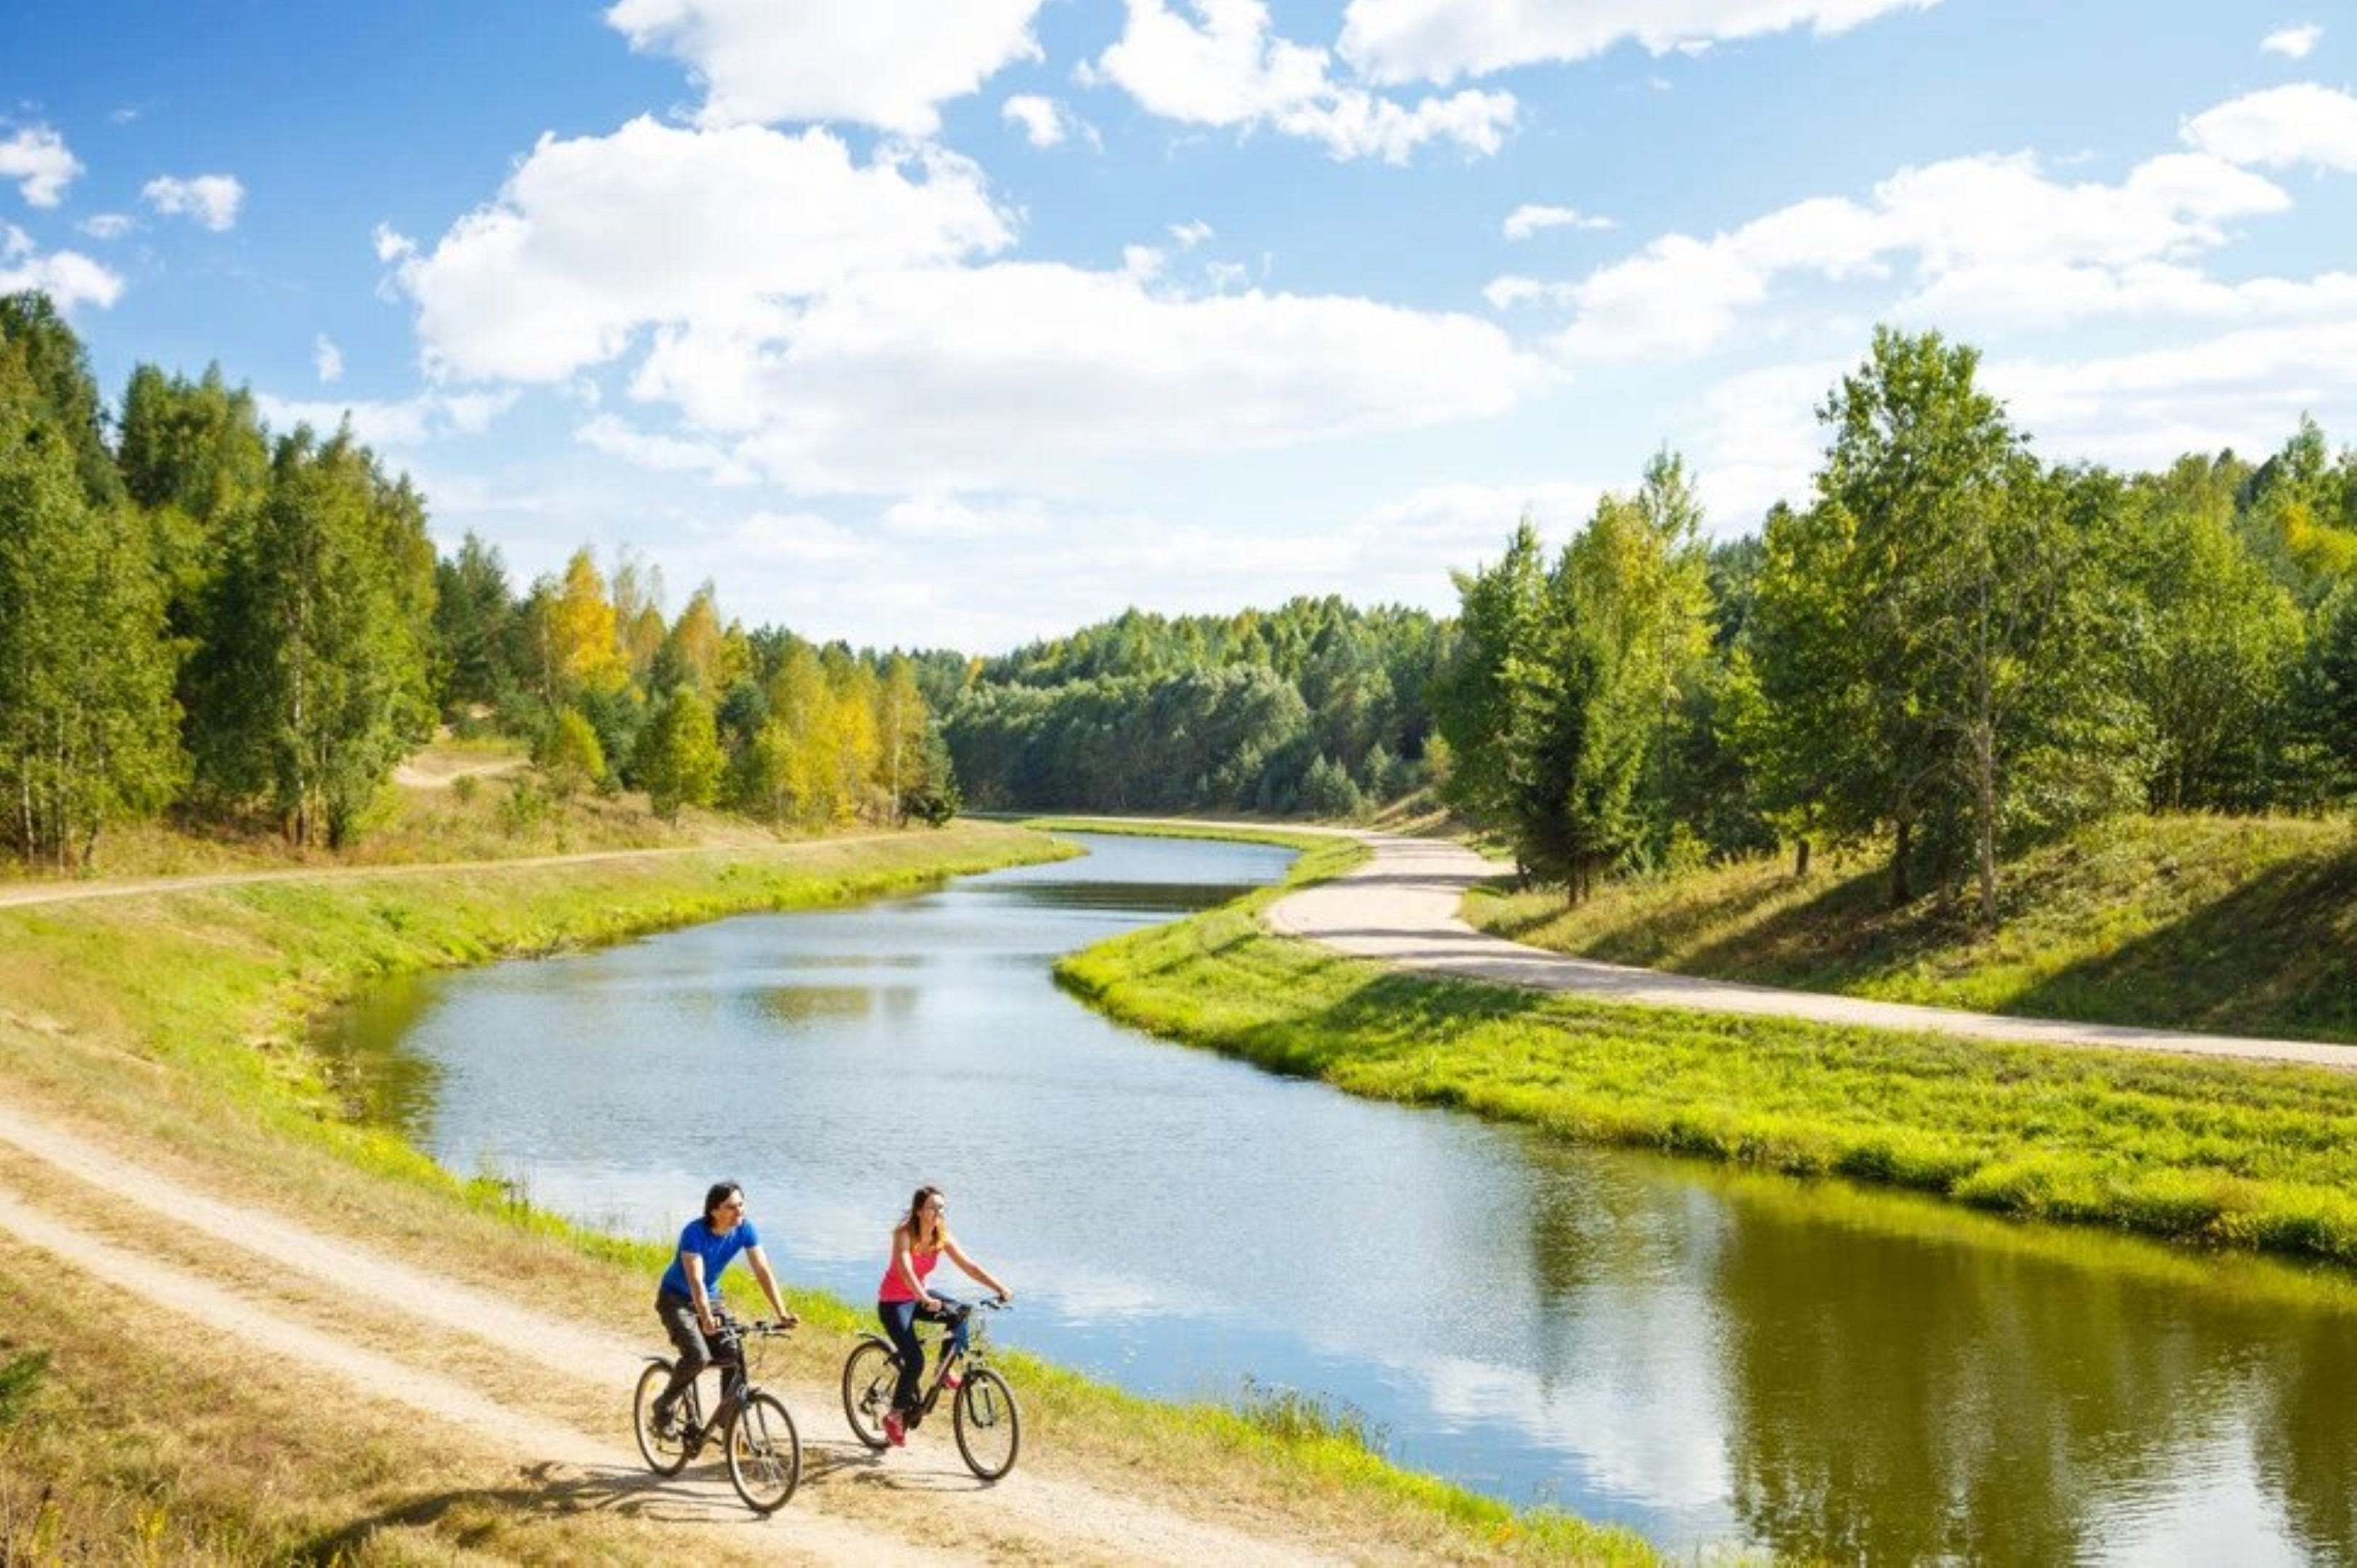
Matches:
[1265,831,2354,1071]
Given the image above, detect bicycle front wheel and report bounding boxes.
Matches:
[953,1368,1021,1481]
[727,1391,801,1513]
[841,1338,897,1450]
[633,1362,693,1476]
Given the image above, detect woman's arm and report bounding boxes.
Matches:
[941,1231,1010,1301]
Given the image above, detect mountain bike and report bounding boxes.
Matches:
[633,1307,802,1513]
[841,1297,1021,1481]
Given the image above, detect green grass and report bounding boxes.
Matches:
[1468,813,2357,1044]
[1056,841,2357,1267]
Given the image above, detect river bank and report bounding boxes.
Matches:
[0,822,1648,1564]
[1054,829,2357,1265]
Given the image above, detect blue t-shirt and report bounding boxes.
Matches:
[660,1216,761,1299]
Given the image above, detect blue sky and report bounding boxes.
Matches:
[5,1,2355,650]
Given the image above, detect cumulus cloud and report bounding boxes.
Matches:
[700,262,1540,496]
[143,173,245,231]
[75,213,134,240]
[1338,0,1940,86]
[314,335,343,384]
[0,125,80,208]
[391,116,1013,383]
[1527,147,2302,358]
[393,110,1539,497]
[605,0,1046,135]
[2260,23,2323,59]
[0,224,123,311]
[1091,0,1517,163]
[1002,94,1070,147]
[2183,83,2357,171]
[1503,204,1615,240]
[1170,219,1214,248]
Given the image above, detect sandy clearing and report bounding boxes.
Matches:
[0,1101,1347,1567]
[1264,831,2355,1071]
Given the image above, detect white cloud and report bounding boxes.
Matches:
[313,335,344,384]
[1003,94,1069,147]
[372,223,416,264]
[0,224,123,311]
[1338,0,1940,86]
[703,262,1542,497]
[2260,24,2323,60]
[142,173,245,231]
[255,388,519,450]
[1170,219,1215,248]
[75,213,134,240]
[1503,204,1615,240]
[1092,0,1518,163]
[392,116,1013,383]
[0,125,81,208]
[605,0,1046,135]
[1537,147,2299,358]
[2183,83,2357,171]
[576,412,756,485]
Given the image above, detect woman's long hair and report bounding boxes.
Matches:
[903,1184,945,1248]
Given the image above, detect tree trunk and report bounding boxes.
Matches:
[1794,838,1811,878]
[1890,818,1912,907]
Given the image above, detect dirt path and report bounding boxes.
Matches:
[1263,831,2355,1071]
[0,1099,1347,1565]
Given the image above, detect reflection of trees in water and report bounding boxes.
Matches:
[2248,1314,2357,1564]
[317,974,446,1135]
[1709,1195,2357,1564]
[751,985,908,1029]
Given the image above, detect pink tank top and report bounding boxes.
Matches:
[878,1242,940,1304]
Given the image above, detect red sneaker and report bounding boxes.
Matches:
[883,1412,907,1447]
[941,1369,963,1390]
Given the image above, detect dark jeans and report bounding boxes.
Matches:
[878,1296,967,1416]
[653,1289,735,1420]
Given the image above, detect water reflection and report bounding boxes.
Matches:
[320,832,2357,1564]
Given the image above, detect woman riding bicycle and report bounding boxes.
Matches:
[877,1183,1009,1447]
[652,1179,796,1436]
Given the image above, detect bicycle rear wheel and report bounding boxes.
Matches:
[953,1368,1021,1481]
[633,1362,695,1476]
[727,1391,801,1513]
[841,1338,897,1450]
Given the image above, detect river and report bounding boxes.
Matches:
[323,831,2357,1564]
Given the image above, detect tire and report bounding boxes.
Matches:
[633,1361,695,1476]
[841,1338,898,1450]
[953,1368,1021,1482]
[726,1391,801,1514]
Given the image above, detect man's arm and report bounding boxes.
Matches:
[746,1244,795,1323]
[683,1253,716,1334]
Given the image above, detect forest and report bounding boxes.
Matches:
[4,293,2352,928]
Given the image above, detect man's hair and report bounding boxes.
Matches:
[705,1180,744,1222]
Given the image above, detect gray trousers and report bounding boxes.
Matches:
[654,1289,721,1417]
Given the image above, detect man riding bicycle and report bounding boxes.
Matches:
[651,1180,796,1437]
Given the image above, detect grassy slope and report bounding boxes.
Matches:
[1056,838,2357,1267]
[1468,813,2357,1045]
[0,816,1649,1567]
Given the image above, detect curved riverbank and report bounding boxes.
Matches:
[1053,828,2357,1266]
[0,822,1647,1565]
